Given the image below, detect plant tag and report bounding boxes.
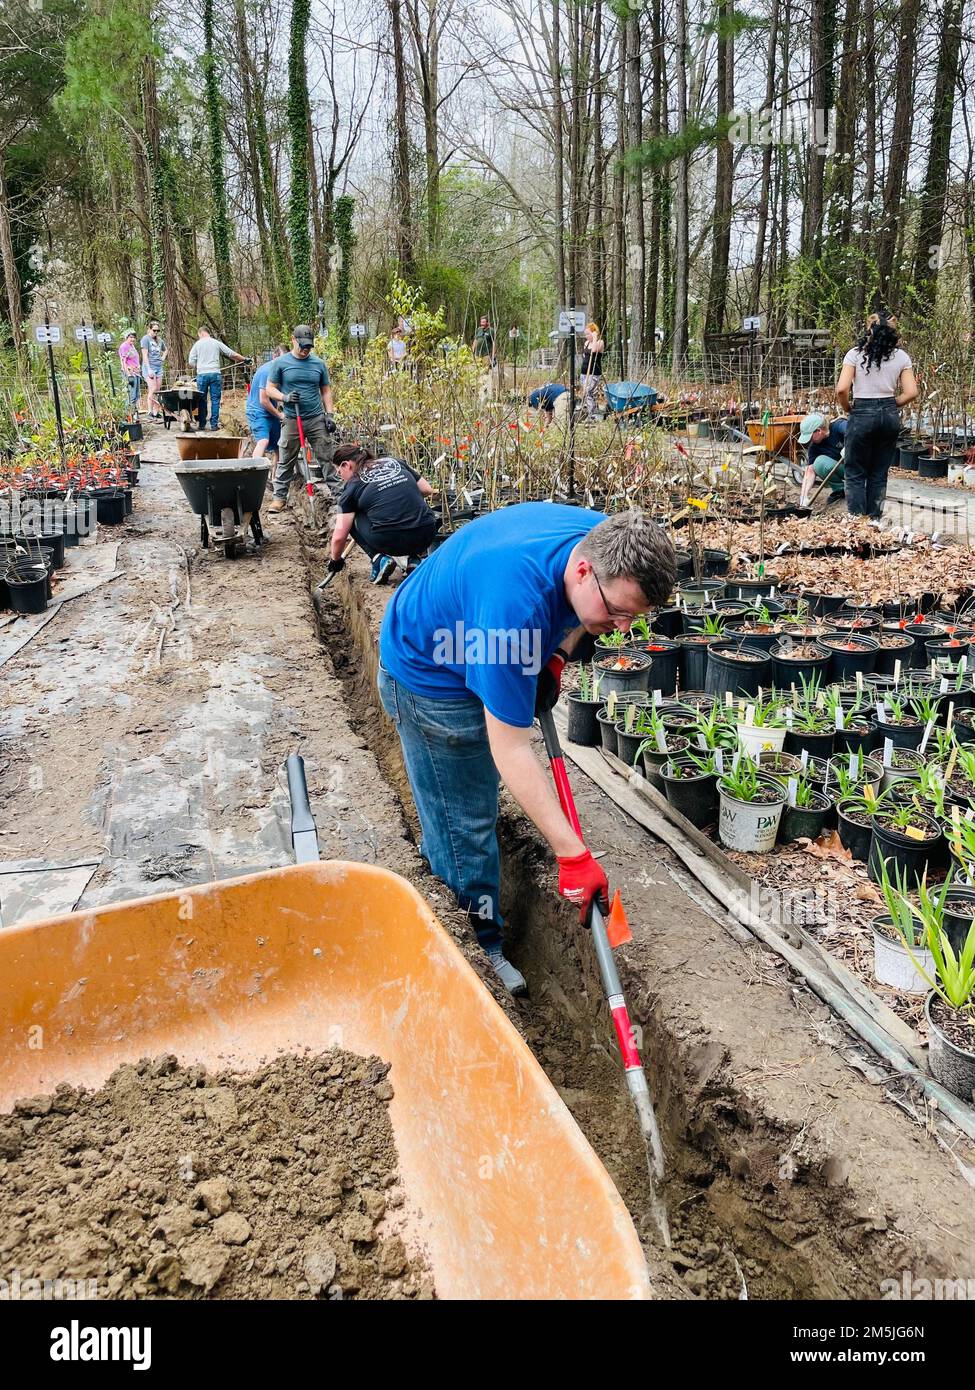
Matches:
[800,748,809,769]
[697,733,708,750]
[770,586,776,598]
[946,701,955,731]
[724,690,733,707]
[744,704,756,726]
[731,749,740,773]
[904,824,926,842]
[856,669,864,693]
[919,717,937,755]
[940,677,949,694]
[962,655,968,672]
[931,660,937,678]
[655,727,669,754]
[863,782,876,804]
[758,686,764,703]
[653,688,662,704]
[607,690,618,718]
[714,748,725,773]
[946,744,959,782]
[785,707,794,728]
[848,752,857,778]
[834,707,844,731]
[815,691,825,710]
[738,699,746,720]
[883,738,894,767]
[875,701,887,722]
[787,777,798,807]
[893,659,902,685]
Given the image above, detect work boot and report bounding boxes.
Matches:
[485,948,527,997]
[267,498,287,514]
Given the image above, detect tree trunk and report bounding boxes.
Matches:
[389,0,415,277]
[142,54,186,370]
[854,0,875,318]
[0,151,24,355]
[203,0,237,338]
[551,0,566,304]
[704,0,734,338]
[645,0,663,355]
[287,0,314,321]
[233,0,274,313]
[827,0,859,241]
[609,18,626,372]
[671,0,689,367]
[910,0,963,310]
[874,0,920,304]
[749,0,779,317]
[802,0,826,266]
[306,103,327,304]
[625,10,644,375]
[591,0,605,327]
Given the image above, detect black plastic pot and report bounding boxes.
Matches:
[122,488,133,516]
[926,994,975,1102]
[703,548,731,577]
[868,812,943,885]
[783,726,835,760]
[5,570,48,614]
[926,635,975,665]
[871,715,926,750]
[897,443,926,470]
[596,708,619,753]
[93,491,126,525]
[724,575,781,603]
[881,622,942,670]
[565,693,602,746]
[836,800,875,861]
[616,721,650,766]
[659,759,718,828]
[803,591,850,618]
[677,633,724,690]
[721,622,780,653]
[631,638,680,697]
[918,454,949,480]
[943,889,975,956]
[819,633,879,682]
[126,467,140,487]
[770,641,831,689]
[779,791,832,845]
[704,642,774,699]
[121,419,143,443]
[874,636,917,675]
[678,578,727,607]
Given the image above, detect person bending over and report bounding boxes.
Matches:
[797,412,847,507]
[327,444,438,586]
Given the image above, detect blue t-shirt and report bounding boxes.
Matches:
[267,351,330,419]
[380,502,604,728]
[247,361,276,420]
[529,384,567,409]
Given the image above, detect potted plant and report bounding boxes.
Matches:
[592,648,653,698]
[636,709,691,788]
[735,693,787,758]
[677,577,727,608]
[873,860,941,993]
[676,629,727,690]
[873,630,916,675]
[717,755,787,852]
[924,923,975,1100]
[770,636,831,689]
[835,791,879,860]
[778,773,833,844]
[868,803,943,885]
[826,747,884,800]
[818,631,880,682]
[565,668,604,746]
[704,641,774,699]
[659,751,719,828]
[870,743,925,794]
[870,692,934,751]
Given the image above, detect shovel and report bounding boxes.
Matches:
[315,537,356,591]
[293,402,318,497]
[537,707,670,1246]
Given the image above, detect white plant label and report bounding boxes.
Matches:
[655,727,669,754]
[919,718,936,755]
[834,708,844,731]
[883,738,894,767]
[744,704,756,726]
[875,701,887,722]
[714,748,725,774]
[800,749,809,769]
[848,752,857,779]
[893,659,902,685]
[785,707,794,728]
[940,678,950,694]
[653,689,662,705]
[787,777,798,807]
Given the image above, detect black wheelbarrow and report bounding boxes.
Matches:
[159,384,204,431]
[174,458,270,558]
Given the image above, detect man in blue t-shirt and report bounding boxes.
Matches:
[378,504,676,994]
[247,345,286,468]
[264,326,340,511]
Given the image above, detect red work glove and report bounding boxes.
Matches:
[558,850,610,924]
[534,651,566,715]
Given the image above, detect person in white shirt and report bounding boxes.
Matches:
[834,313,918,519]
[387,327,408,369]
[188,326,249,431]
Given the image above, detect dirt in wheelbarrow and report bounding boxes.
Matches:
[0,1050,435,1301]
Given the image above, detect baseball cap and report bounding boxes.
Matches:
[293,325,315,346]
[798,412,826,445]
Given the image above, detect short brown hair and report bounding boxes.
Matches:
[578,510,676,607]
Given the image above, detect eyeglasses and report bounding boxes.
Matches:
[591,567,645,623]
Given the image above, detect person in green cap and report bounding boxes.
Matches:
[797,412,847,508]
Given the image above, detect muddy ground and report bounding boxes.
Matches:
[2,420,974,1300]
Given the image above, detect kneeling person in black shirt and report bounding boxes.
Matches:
[328,444,439,585]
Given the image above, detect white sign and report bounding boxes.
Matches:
[74,325,95,341]
[508,327,521,339]
[557,308,587,334]
[743,315,761,332]
[96,331,112,345]
[349,323,367,339]
[35,324,62,344]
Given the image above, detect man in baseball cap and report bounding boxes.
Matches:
[263,326,340,510]
[797,411,847,508]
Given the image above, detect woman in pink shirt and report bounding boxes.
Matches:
[118,332,141,413]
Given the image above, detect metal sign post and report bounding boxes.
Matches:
[557,308,586,499]
[97,331,116,395]
[36,319,66,455]
[75,321,97,416]
[509,326,520,391]
[742,316,761,425]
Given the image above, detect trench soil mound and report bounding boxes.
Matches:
[0,1050,434,1301]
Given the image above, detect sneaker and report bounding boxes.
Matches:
[486,949,527,997]
[372,555,396,585]
[267,499,287,514]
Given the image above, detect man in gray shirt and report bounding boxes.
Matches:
[188,326,249,431]
[264,325,340,510]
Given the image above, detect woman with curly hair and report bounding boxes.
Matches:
[834,312,917,519]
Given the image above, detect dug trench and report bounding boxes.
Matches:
[301,513,975,1301]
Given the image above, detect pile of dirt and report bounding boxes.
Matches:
[0,1050,434,1301]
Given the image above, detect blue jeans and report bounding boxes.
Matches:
[377,663,504,953]
[126,374,141,409]
[844,398,901,518]
[197,372,222,429]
